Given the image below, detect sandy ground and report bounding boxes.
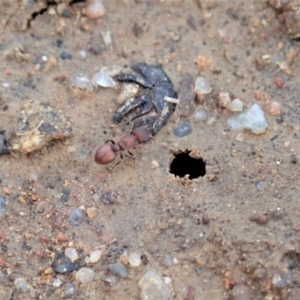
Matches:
[0,0,300,299]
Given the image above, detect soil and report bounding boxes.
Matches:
[0,0,300,299]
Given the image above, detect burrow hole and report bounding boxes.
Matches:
[170,150,206,179]
[28,0,86,27]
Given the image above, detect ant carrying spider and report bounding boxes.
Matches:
[94,62,177,166]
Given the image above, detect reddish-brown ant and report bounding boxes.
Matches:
[94,126,152,165]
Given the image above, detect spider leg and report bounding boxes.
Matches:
[117,73,152,88]
[113,92,152,124]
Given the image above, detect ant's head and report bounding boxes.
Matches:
[95,143,117,164]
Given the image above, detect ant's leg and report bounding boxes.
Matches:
[126,150,137,167]
[104,139,115,144]
[108,154,123,175]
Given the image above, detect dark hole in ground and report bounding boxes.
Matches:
[170,151,206,179]
[28,0,86,27]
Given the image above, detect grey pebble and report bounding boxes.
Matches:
[14,278,28,292]
[60,52,72,60]
[229,284,252,300]
[108,263,128,278]
[75,268,95,283]
[60,189,70,203]
[0,196,5,216]
[272,269,292,288]
[103,275,118,285]
[68,208,84,226]
[138,269,173,300]
[173,119,193,138]
[65,282,75,298]
[53,252,83,274]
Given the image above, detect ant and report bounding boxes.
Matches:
[94,126,152,165]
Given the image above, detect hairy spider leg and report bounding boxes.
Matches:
[150,82,177,135]
[117,72,152,88]
[113,91,153,123]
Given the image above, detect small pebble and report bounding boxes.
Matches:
[272,269,292,288]
[269,101,282,116]
[227,98,244,112]
[194,110,207,122]
[75,268,95,283]
[68,209,84,226]
[86,207,97,218]
[194,76,212,95]
[195,267,206,275]
[229,284,252,300]
[56,39,63,47]
[60,189,70,203]
[0,196,5,216]
[60,52,72,60]
[53,278,62,287]
[14,278,28,292]
[274,77,284,89]
[103,276,118,285]
[290,153,297,164]
[65,283,75,298]
[86,0,106,19]
[207,116,216,125]
[249,213,268,225]
[87,43,101,55]
[53,252,82,274]
[218,92,231,108]
[202,213,210,225]
[161,255,173,267]
[185,286,195,300]
[173,119,193,137]
[71,74,94,93]
[151,160,160,168]
[65,247,79,262]
[100,66,122,77]
[129,253,142,267]
[108,263,128,278]
[101,190,120,204]
[235,133,245,142]
[90,249,103,263]
[0,272,7,283]
[255,181,262,190]
[92,72,116,88]
[138,269,173,300]
[227,104,268,134]
[253,268,267,279]
[78,50,87,60]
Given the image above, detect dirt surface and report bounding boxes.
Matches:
[0,0,300,299]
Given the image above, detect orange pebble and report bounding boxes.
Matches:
[269,101,282,116]
[5,69,13,76]
[274,77,284,89]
